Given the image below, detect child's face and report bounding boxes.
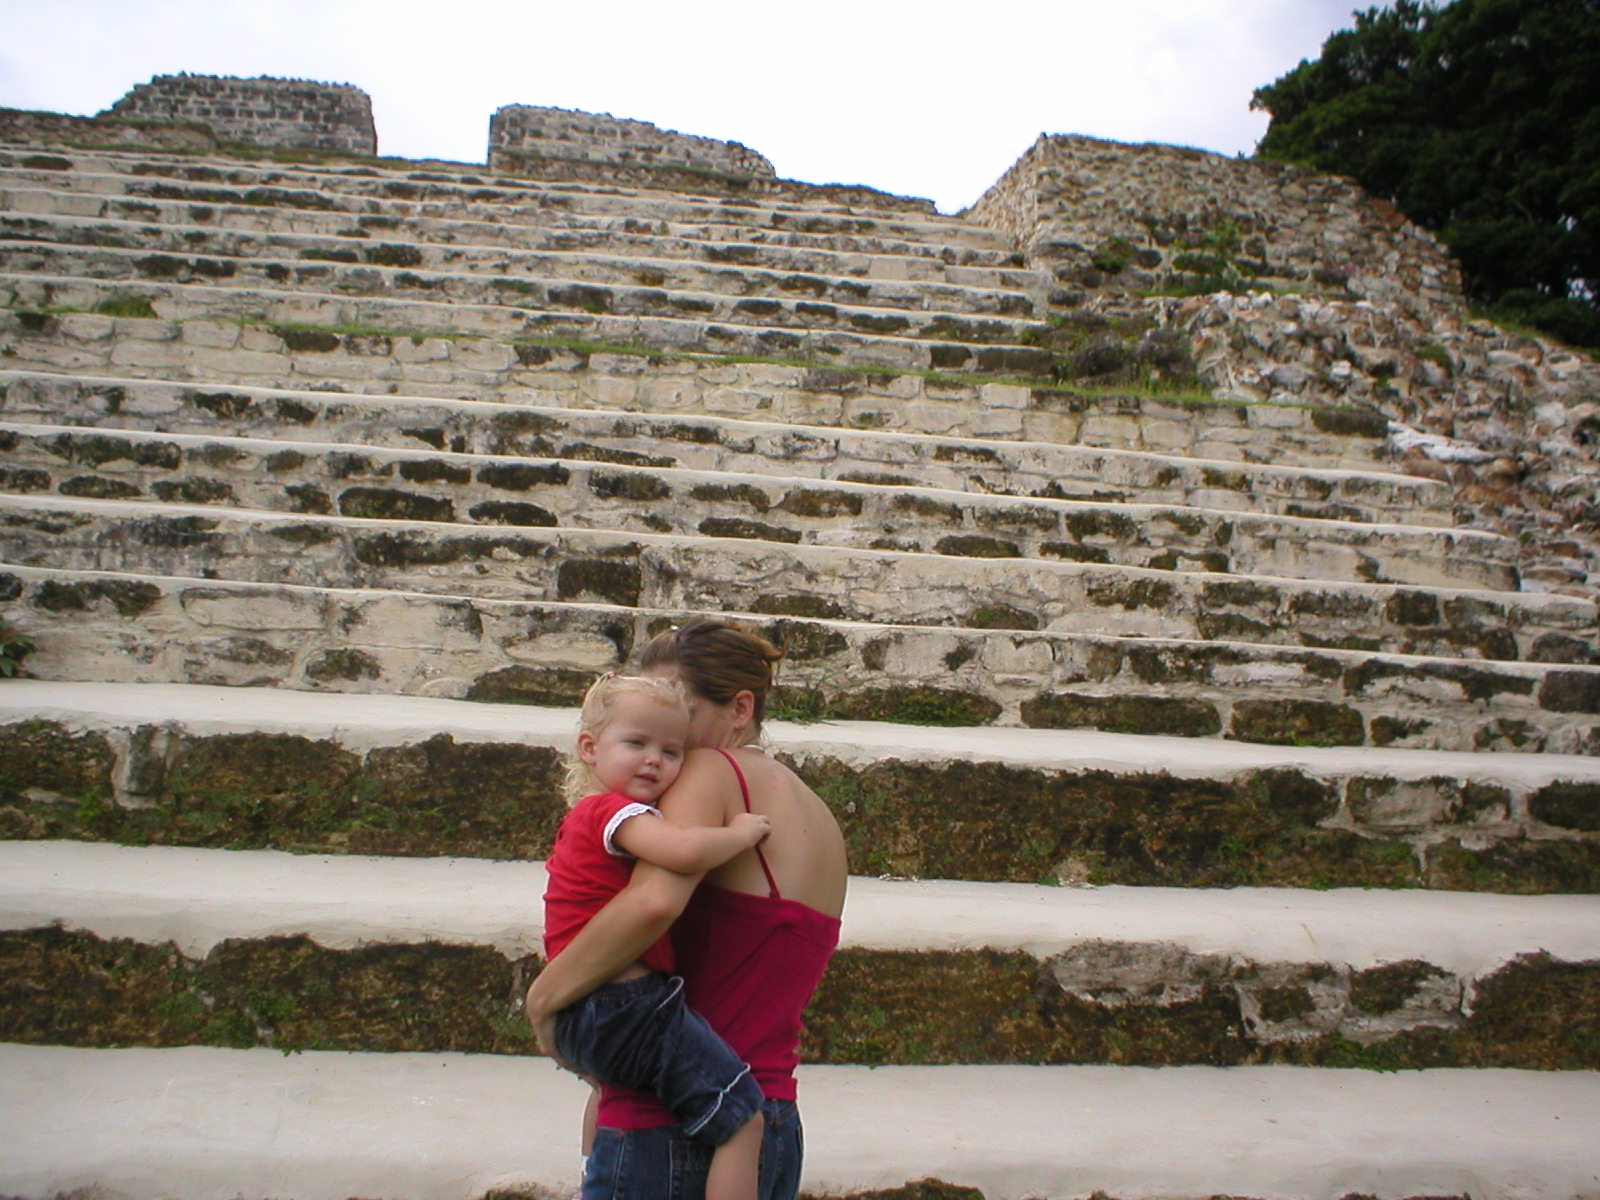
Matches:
[578,693,690,803]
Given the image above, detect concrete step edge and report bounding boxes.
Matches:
[5,839,1598,978]
[6,678,1597,787]
[3,1043,1596,1200]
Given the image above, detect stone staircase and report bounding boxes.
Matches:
[2,127,1599,1200]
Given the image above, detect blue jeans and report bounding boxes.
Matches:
[555,972,762,1146]
[581,1099,803,1200]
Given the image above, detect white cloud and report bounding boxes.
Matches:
[0,0,1363,211]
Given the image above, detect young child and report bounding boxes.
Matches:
[542,673,770,1200]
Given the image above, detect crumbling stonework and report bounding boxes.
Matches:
[1155,290,1600,596]
[968,134,1463,318]
[103,75,376,156]
[0,108,217,154]
[488,103,773,179]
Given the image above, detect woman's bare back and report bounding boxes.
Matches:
[702,747,848,918]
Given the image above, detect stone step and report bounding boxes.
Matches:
[0,493,1562,661]
[3,840,1598,1068]
[0,324,1398,471]
[6,561,1599,765]
[0,244,1054,351]
[1,271,1055,377]
[1,183,1035,283]
[0,148,1014,251]
[7,1043,1596,1200]
[3,678,1600,890]
[0,421,1507,589]
[0,205,1047,299]
[0,370,1455,526]
[0,214,1044,320]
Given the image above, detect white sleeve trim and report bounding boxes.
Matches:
[603,802,662,857]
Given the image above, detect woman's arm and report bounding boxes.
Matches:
[524,750,733,1056]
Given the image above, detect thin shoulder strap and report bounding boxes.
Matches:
[715,748,780,900]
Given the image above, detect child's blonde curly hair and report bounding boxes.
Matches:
[562,672,693,805]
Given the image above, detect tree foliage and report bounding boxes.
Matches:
[1252,0,1600,347]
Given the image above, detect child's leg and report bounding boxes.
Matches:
[704,1109,763,1200]
[580,1085,598,1156]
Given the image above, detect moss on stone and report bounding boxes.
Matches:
[477,462,570,491]
[1425,838,1600,894]
[304,648,382,683]
[966,604,1039,631]
[1022,693,1221,738]
[1310,407,1387,438]
[466,665,598,708]
[1229,699,1365,747]
[0,927,535,1055]
[1085,576,1176,610]
[0,724,563,859]
[468,500,558,527]
[32,578,162,617]
[591,472,671,503]
[780,489,864,519]
[690,482,771,511]
[935,535,1021,558]
[555,556,643,607]
[152,478,235,504]
[338,487,455,522]
[1529,782,1600,832]
[1350,961,1449,1015]
[825,687,1002,727]
[398,460,471,486]
[699,517,802,544]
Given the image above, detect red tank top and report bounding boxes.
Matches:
[596,750,842,1130]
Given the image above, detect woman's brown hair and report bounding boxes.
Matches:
[638,620,785,726]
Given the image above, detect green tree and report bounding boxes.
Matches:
[1252,0,1600,347]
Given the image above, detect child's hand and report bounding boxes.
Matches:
[730,811,771,846]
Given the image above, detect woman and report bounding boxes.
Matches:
[526,620,850,1200]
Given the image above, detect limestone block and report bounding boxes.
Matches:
[593,376,639,407]
[179,634,297,688]
[179,588,326,632]
[187,348,291,377]
[13,344,109,372]
[342,595,487,653]
[1137,420,1194,453]
[979,636,1057,676]
[302,357,381,381]
[181,321,241,350]
[393,337,452,364]
[970,408,1025,438]
[395,365,458,386]
[1347,778,1461,831]
[498,629,622,670]
[116,318,179,342]
[453,341,517,373]
[899,401,967,436]
[55,313,116,341]
[1077,415,1142,448]
[979,383,1032,411]
[108,341,186,371]
[637,377,702,410]
[239,327,286,353]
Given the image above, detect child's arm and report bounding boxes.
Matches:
[612,809,769,875]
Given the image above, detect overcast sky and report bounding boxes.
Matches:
[0,0,1366,213]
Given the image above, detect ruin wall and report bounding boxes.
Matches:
[103,75,377,156]
[488,104,773,179]
[968,134,1464,316]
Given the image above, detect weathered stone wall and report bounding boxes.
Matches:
[103,75,377,156]
[0,108,217,154]
[968,134,1463,317]
[488,104,773,179]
